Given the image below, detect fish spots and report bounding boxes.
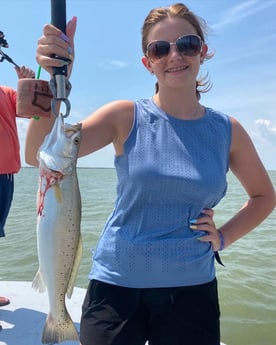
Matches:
[35,118,82,344]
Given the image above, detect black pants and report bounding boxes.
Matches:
[80,278,220,345]
[0,174,14,237]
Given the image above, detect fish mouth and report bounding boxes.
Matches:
[64,122,82,133]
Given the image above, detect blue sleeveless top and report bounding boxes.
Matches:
[89,98,232,288]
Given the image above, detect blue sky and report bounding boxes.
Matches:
[1,0,276,170]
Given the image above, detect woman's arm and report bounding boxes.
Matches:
[218,117,275,248]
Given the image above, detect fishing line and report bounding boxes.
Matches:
[32,65,43,120]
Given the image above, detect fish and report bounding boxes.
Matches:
[32,115,82,344]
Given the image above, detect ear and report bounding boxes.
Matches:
[141,55,153,74]
[200,43,208,63]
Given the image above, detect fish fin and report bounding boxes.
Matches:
[32,270,46,293]
[53,183,63,203]
[42,312,79,344]
[67,234,83,299]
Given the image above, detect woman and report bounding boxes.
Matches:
[25,3,275,345]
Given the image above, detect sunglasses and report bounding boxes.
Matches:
[146,34,202,63]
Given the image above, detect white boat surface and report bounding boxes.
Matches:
[0,281,84,345]
[0,281,227,345]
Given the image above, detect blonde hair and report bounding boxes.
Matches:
[141,3,213,99]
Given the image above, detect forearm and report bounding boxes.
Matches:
[219,192,275,248]
[25,116,56,167]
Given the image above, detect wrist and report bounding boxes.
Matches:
[217,230,225,251]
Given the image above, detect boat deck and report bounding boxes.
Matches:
[0,281,227,345]
[0,281,85,345]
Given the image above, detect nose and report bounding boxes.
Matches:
[168,42,182,59]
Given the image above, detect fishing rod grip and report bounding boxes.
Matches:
[51,0,67,77]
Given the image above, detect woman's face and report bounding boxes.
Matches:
[142,17,208,92]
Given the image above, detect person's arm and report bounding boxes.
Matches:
[218,117,275,248]
[193,117,275,251]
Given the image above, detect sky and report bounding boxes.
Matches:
[1,0,276,170]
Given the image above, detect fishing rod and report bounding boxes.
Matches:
[0,31,19,68]
[49,0,71,118]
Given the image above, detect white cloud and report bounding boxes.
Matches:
[249,119,276,170]
[98,59,128,70]
[212,0,276,29]
[252,119,276,146]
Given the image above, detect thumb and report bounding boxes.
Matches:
[14,66,21,78]
[66,16,77,43]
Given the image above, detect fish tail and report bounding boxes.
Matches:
[42,312,79,344]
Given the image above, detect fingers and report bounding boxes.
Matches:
[36,38,71,70]
[190,209,221,251]
[201,208,214,218]
[36,17,77,76]
[66,16,77,45]
[36,30,72,65]
[15,66,35,79]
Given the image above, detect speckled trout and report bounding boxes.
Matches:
[32,115,82,344]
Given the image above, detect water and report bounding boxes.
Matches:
[0,168,275,345]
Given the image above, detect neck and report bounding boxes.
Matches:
[153,89,203,120]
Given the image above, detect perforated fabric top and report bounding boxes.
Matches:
[90,98,232,288]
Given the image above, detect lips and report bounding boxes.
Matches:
[166,65,189,73]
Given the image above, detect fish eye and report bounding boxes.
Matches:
[74,136,80,145]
